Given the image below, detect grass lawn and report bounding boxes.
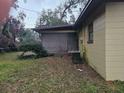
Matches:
[0,52,124,93]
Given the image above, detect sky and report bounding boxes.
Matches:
[10,0,65,28]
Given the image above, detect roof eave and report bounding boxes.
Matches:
[74,0,104,30]
[33,24,75,32]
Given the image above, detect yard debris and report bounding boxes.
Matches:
[77,69,83,72]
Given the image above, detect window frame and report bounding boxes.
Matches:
[87,22,93,44]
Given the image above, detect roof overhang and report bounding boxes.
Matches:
[37,30,76,34]
[33,25,75,33]
[75,0,105,29]
[74,0,124,29]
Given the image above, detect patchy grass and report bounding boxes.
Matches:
[0,52,34,81]
[0,52,124,93]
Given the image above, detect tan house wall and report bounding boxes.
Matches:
[79,2,124,81]
[105,2,124,81]
[79,14,106,79]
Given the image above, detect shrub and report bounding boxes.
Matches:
[19,43,48,58]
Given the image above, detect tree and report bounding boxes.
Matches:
[18,29,40,45]
[18,29,47,58]
[2,12,26,39]
[0,11,26,49]
[59,0,88,21]
[36,0,88,27]
[36,9,68,27]
[0,0,27,49]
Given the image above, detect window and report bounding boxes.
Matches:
[87,23,93,44]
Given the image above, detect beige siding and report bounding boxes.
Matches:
[80,14,106,79]
[106,2,124,81]
[79,2,124,81]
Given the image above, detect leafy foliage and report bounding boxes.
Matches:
[36,9,68,27]
[36,0,88,27]
[19,43,48,58]
[59,0,88,20]
[18,29,40,45]
[17,28,46,58]
[0,12,26,50]
[2,12,26,38]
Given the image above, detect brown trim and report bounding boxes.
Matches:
[38,31,76,34]
[33,25,74,32]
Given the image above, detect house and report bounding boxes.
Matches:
[34,25,78,54]
[34,0,124,81]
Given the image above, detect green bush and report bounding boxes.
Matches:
[19,43,48,58]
